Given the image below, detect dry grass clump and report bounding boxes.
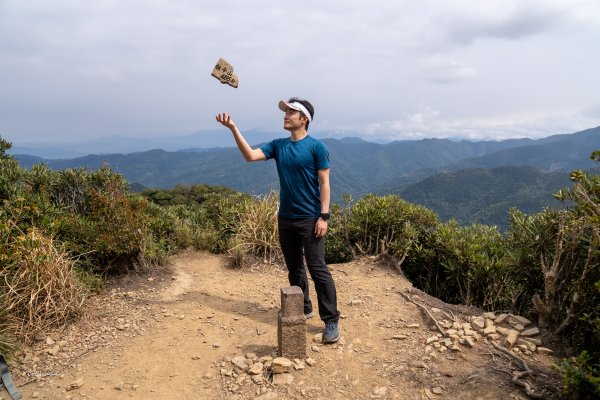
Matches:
[0,227,87,344]
[229,191,281,267]
[0,309,16,355]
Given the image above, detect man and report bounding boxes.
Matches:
[215,97,340,343]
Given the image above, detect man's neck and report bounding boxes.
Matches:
[289,127,308,142]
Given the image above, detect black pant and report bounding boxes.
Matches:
[278,216,340,323]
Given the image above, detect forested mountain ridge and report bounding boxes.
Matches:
[13,126,599,227]
[15,126,599,194]
[396,166,572,230]
[453,126,600,172]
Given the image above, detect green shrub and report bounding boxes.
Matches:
[325,230,354,264]
[58,183,149,274]
[144,189,250,258]
[143,184,238,207]
[506,208,563,315]
[141,234,172,266]
[348,194,439,263]
[506,161,600,346]
[166,204,217,250]
[505,151,600,395]
[145,202,179,254]
[407,221,512,309]
[557,351,600,399]
[0,137,22,202]
[4,163,152,274]
[0,138,172,351]
[325,198,355,264]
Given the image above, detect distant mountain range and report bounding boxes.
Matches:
[12,126,600,227]
[8,129,350,159]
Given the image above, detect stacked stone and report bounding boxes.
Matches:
[473,312,552,355]
[425,319,480,354]
[219,352,317,393]
[428,312,552,356]
[270,357,295,385]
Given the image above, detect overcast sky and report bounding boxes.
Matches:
[1,0,599,144]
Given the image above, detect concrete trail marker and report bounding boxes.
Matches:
[211,57,238,88]
[277,286,306,359]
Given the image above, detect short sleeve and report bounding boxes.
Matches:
[314,141,330,170]
[260,140,276,160]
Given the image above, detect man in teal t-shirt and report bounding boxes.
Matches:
[216,97,340,343]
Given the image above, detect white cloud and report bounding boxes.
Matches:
[582,103,600,120]
[441,4,562,45]
[418,0,598,50]
[80,65,123,81]
[421,55,478,84]
[359,105,600,141]
[1,1,600,142]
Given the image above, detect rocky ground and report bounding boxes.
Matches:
[7,251,562,400]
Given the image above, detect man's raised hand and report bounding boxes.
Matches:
[216,112,236,130]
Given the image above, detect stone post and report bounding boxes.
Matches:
[277,286,306,359]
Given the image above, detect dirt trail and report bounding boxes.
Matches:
[10,251,557,399]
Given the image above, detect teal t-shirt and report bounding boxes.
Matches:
[260,135,330,218]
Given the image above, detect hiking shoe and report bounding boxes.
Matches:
[323,321,340,343]
[304,311,315,319]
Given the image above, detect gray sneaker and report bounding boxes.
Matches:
[304,311,315,319]
[323,321,340,343]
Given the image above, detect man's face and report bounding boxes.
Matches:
[283,109,307,131]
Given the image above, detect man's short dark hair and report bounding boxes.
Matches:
[288,97,314,130]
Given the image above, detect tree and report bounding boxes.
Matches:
[0,136,22,202]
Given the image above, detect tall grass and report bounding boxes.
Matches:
[228,191,280,267]
[1,226,86,344]
[0,309,16,356]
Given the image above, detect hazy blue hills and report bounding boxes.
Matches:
[9,129,294,159]
[13,126,600,226]
[453,126,600,172]
[15,136,537,198]
[335,136,535,192]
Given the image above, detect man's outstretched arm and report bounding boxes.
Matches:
[315,168,331,238]
[216,112,266,162]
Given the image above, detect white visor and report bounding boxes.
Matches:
[278,100,312,122]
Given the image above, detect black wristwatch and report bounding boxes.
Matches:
[319,213,330,221]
